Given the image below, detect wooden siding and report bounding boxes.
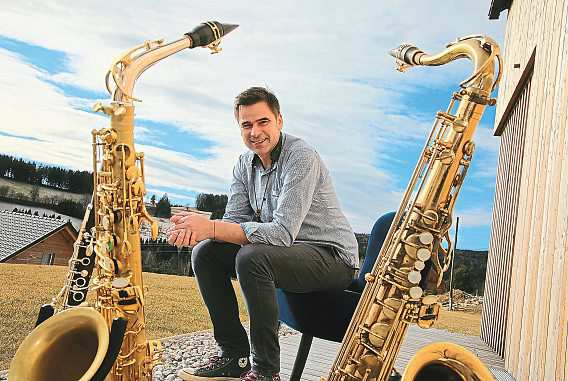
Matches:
[481,73,531,357]
[483,0,568,380]
[5,226,76,266]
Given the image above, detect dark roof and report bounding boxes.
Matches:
[489,0,513,19]
[0,210,77,262]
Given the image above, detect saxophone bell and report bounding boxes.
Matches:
[401,342,496,381]
[9,308,127,381]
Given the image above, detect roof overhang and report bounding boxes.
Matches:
[489,0,513,19]
[1,221,78,263]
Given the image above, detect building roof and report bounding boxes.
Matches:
[489,0,512,19]
[0,210,77,262]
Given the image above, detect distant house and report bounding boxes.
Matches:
[0,210,78,265]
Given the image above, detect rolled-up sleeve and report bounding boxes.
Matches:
[240,149,320,246]
[223,160,254,224]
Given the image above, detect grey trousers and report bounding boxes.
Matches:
[190,239,354,374]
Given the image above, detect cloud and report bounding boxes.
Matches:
[454,207,493,228]
[0,1,505,238]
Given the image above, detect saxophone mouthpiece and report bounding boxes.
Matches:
[389,44,424,66]
[186,21,239,53]
[389,44,425,72]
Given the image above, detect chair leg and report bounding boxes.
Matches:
[289,334,313,381]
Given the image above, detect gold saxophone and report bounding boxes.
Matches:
[9,21,238,381]
[323,35,501,381]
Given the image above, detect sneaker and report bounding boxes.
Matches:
[240,370,281,381]
[177,355,251,381]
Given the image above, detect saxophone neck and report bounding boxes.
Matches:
[390,35,502,96]
[106,21,238,104]
[107,38,191,104]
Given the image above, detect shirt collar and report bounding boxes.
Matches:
[252,132,284,168]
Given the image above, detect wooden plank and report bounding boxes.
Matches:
[544,3,568,379]
[554,37,568,380]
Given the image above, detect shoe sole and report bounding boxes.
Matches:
[177,370,241,381]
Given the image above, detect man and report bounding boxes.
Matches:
[168,87,358,381]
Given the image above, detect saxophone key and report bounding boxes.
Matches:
[418,232,433,245]
[356,355,380,380]
[421,294,438,305]
[417,301,441,329]
[438,148,455,165]
[71,290,87,302]
[407,270,421,284]
[131,179,145,196]
[409,286,423,299]
[379,298,403,320]
[416,247,431,261]
[126,165,140,180]
[421,209,438,227]
[71,273,87,285]
[70,256,92,267]
[414,260,425,271]
[368,322,390,347]
[401,232,432,259]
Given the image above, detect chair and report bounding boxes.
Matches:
[276,212,396,381]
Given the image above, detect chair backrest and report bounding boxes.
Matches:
[352,212,396,292]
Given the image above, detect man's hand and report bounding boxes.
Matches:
[168,212,214,248]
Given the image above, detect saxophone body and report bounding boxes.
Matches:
[9,21,237,381]
[324,36,501,381]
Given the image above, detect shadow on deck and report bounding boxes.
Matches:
[279,326,513,381]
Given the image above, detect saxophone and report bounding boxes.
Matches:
[323,36,501,381]
[9,21,238,381]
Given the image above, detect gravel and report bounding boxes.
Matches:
[153,324,297,381]
[0,324,298,381]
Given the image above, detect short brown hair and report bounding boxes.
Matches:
[234,87,281,119]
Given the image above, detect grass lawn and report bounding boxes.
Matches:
[0,178,88,203]
[0,263,481,371]
[0,263,248,370]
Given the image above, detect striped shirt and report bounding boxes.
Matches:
[223,132,359,269]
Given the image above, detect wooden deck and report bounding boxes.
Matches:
[279,326,512,381]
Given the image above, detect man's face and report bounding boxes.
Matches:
[237,101,283,162]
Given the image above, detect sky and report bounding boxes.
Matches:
[0,1,506,250]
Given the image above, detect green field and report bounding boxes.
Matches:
[0,177,88,203]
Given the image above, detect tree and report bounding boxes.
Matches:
[150,194,156,206]
[155,194,171,218]
[196,193,228,219]
[30,185,40,201]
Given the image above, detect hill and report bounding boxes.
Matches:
[443,249,488,296]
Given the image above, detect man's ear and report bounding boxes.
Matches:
[277,113,283,129]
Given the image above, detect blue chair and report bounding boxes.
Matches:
[276,212,396,381]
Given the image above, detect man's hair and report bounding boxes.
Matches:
[234,87,281,120]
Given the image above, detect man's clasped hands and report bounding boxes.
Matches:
[167,212,215,248]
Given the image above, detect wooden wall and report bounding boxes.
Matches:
[5,226,76,266]
[481,73,531,357]
[481,0,568,380]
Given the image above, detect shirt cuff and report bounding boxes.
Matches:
[240,221,263,243]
